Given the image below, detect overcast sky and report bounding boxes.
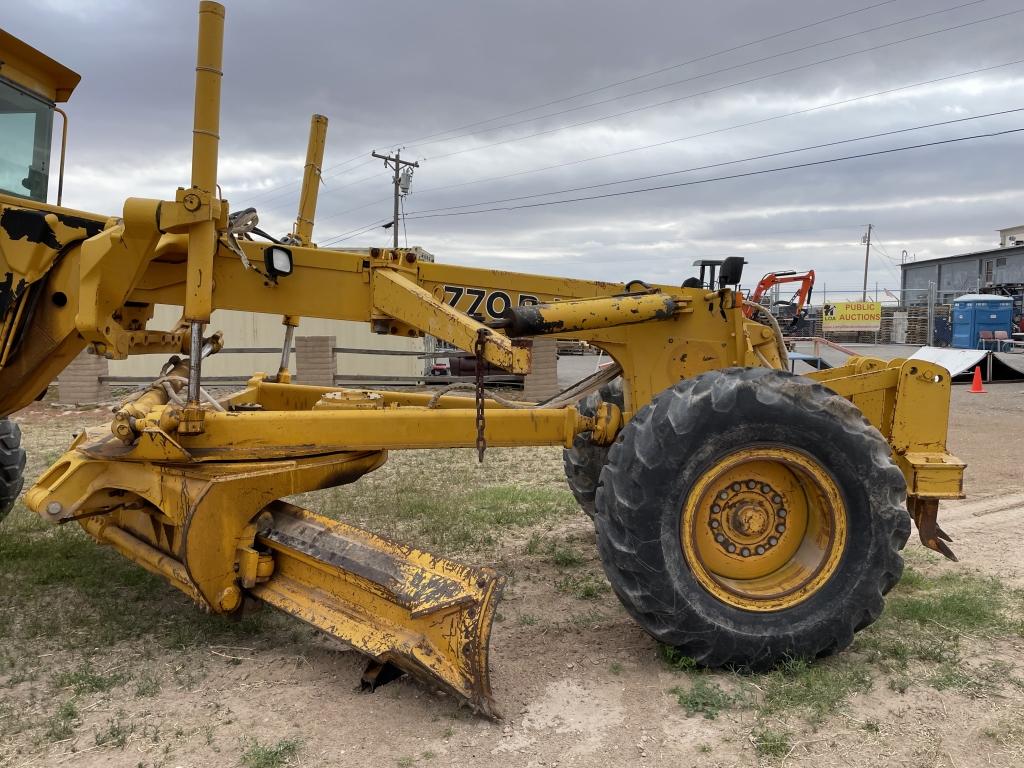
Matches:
[8,0,1024,298]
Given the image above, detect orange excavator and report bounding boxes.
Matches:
[744,270,816,331]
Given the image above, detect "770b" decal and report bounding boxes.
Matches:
[441,285,541,321]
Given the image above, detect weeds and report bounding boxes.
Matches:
[555,572,608,600]
[982,717,1024,747]
[44,700,78,742]
[304,462,578,554]
[887,571,1007,633]
[94,711,133,749]
[549,542,587,568]
[240,737,302,768]
[752,727,791,758]
[134,670,161,697]
[659,645,697,671]
[670,678,734,720]
[756,658,872,724]
[52,662,125,695]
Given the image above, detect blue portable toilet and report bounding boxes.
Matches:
[951,294,1014,349]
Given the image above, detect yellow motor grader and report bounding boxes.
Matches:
[0,3,963,715]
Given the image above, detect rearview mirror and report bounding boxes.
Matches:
[718,256,745,287]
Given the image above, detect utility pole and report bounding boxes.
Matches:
[861,223,873,301]
[371,149,419,250]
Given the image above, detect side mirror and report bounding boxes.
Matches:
[264,246,293,278]
[718,256,745,287]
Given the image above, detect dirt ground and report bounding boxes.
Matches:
[1,382,1023,768]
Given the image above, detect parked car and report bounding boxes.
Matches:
[448,354,524,385]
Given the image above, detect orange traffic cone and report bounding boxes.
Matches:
[968,365,987,394]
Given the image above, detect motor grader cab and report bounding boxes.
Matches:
[0,28,78,204]
[0,3,965,716]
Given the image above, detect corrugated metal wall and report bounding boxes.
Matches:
[107,306,424,378]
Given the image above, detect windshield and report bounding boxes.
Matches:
[0,80,54,203]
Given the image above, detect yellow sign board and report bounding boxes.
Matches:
[823,301,882,332]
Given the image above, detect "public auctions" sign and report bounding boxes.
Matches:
[823,301,882,332]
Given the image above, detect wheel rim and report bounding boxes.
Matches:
[680,446,847,612]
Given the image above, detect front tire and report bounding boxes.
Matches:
[594,368,909,669]
[0,419,26,524]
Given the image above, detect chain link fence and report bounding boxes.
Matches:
[797,284,950,346]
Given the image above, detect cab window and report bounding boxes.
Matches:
[0,80,53,203]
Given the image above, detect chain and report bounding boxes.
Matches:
[474,328,487,462]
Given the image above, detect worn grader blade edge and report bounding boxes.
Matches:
[251,501,504,716]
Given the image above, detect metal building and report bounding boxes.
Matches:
[901,226,1024,305]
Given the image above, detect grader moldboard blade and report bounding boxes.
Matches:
[252,501,504,716]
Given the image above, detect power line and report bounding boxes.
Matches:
[404,0,986,153]
[247,2,912,211]
[402,127,1024,221]
[321,219,392,246]
[258,164,385,214]
[507,236,872,268]
[389,0,904,149]
[243,151,369,205]
[308,56,1024,229]
[404,108,1024,216]
[319,127,1020,244]
[423,7,1024,162]
[253,158,379,212]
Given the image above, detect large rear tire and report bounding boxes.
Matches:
[0,419,26,524]
[563,379,623,518]
[594,368,909,669]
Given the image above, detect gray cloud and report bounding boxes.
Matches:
[6,0,1023,291]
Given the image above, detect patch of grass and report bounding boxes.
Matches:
[609,661,624,675]
[659,645,697,672]
[752,727,792,758]
[171,660,209,691]
[670,678,734,720]
[756,659,872,723]
[524,533,544,555]
[928,661,980,693]
[52,662,126,695]
[517,613,538,626]
[364,483,576,551]
[854,631,959,672]
[568,607,605,628]
[303,461,578,554]
[134,670,161,697]
[888,674,911,694]
[0,700,32,739]
[555,572,608,600]
[927,659,1009,697]
[549,542,586,568]
[982,717,1024,747]
[397,758,414,768]
[887,571,1007,633]
[44,700,78,742]
[897,565,928,590]
[240,737,302,768]
[94,711,133,749]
